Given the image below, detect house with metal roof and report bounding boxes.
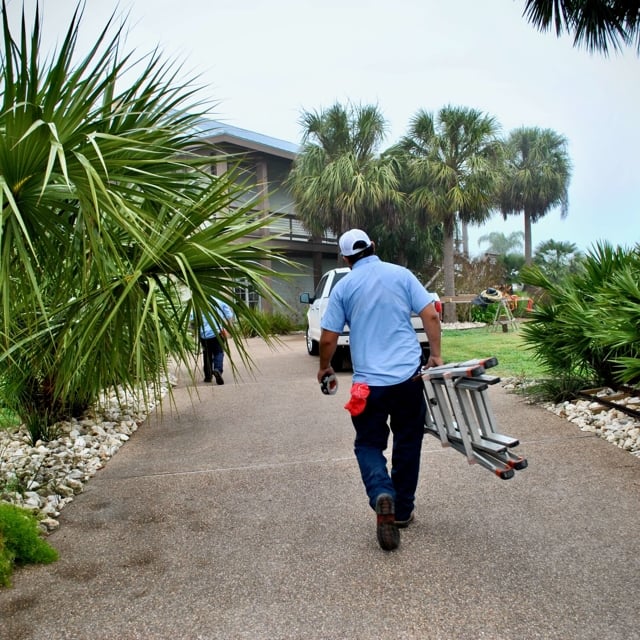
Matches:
[190,119,340,322]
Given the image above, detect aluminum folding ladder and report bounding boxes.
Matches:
[422,357,528,480]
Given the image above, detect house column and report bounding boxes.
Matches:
[256,158,273,314]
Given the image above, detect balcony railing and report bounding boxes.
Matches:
[254,213,338,244]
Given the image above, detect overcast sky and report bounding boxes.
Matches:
[6,0,640,256]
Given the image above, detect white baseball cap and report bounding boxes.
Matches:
[339,229,372,257]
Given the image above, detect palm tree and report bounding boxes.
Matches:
[522,0,640,54]
[399,106,501,322]
[478,231,524,255]
[366,145,444,274]
[533,239,584,282]
[478,231,526,283]
[0,5,289,430]
[498,127,572,265]
[287,102,399,268]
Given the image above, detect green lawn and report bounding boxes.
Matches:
[441,327,546,379]
[0,408,21,431]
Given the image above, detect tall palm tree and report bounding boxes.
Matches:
[287,102,399,264]
[399,106,501,322]
[498,127,571,264]
[0,4,289,428]
[368,145,443,274]
[522,0,640,54]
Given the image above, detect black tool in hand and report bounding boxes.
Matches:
[320,373,338,395]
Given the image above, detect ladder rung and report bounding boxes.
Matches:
[422,354,528,479]
[482,432,519,448]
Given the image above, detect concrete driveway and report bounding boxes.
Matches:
[1,334,639,640]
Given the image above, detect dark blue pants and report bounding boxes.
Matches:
[200,335,224,381]
[351,375,426,521]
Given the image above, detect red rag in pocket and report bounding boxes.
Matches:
[344,383,370,416]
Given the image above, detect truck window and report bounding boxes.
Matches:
[328,272,347,294]
[313,274,329,299]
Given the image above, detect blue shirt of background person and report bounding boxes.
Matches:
[321,255,436,386]
[195,298,234,339]
[191,296,234,384]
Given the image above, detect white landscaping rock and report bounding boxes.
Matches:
[507,378,640,458]
[0,381,168,533]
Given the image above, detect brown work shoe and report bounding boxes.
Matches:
[375,494,399,551]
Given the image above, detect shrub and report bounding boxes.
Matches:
[470,302,497,324]
[0,6,290,435]
[0,503,58,587]
[0,533,12,587]
[521,242,640,388]
[237,310,299,338]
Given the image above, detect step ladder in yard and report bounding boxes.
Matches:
[422,357,528,480]
[489,298,518,332]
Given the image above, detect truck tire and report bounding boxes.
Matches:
[306,328,319,355]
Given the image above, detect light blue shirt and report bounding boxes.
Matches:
[321,255,435,386]
[192,297,234,339]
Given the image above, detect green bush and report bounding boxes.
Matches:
[470,302,497,323]
[521,242,640,388]
[0,533,12,587]
[237,310,299,338]
[0,503,58,588]
[0,7,290,436]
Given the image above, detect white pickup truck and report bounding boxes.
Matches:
[299,267,433,371]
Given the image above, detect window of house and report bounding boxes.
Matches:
[234,282,260,309]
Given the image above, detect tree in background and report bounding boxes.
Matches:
[522,0,640,54]
[478,230,524,255]
[287,102,398,250]
[0,4,288,432]
[398,106,501,322]
[533,239,584,283]
[497,127,572,264]
[369,145,444,278]
[478,230,526,285]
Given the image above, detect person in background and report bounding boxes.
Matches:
[318,229,443,551]
[193,297,234,385]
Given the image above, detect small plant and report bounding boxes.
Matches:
[0,503,58,588]
[521,375,594,404]
[24,410,60,446]
[0,474,25,497]
[470,302,497,324]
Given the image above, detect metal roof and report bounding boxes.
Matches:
[192,117,300,160]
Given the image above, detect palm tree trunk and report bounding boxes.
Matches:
[524,209,533,264]
[336,210,348,265]
[442,223,457,323]
[461,220,469,258]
